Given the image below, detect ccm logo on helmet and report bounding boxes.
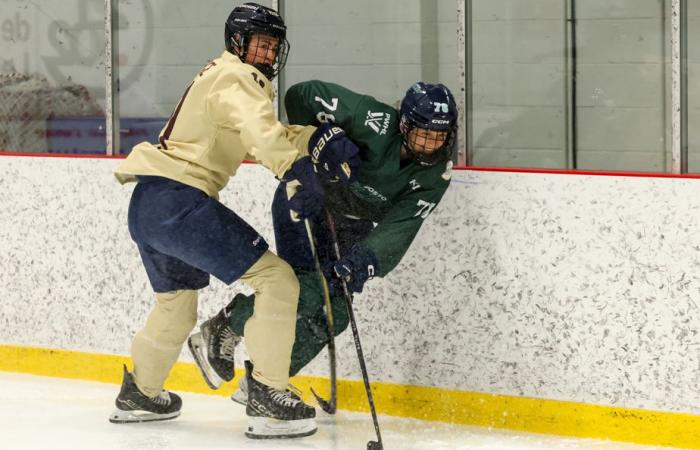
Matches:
[431,119,451,125]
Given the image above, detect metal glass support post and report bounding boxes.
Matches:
[456,0,470,166]
[671,0,682,173]
[680,0,688,173]
[104,0,119,156]
[272,0,281,120]
[564,0,578,169]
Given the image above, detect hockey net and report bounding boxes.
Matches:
[0,73,102,153]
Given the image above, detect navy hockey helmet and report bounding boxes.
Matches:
[399,82,458,166]
[225,3,289,80]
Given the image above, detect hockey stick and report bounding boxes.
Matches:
[303,218,337,415]
[325,211,383,450]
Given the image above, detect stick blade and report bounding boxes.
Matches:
[311,387,337,414]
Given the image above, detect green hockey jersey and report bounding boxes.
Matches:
[284,80,452,276]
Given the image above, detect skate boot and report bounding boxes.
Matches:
[231,361,303,407]
[188,294,243,389]
[244,361,317,439]
[109,365,181,423]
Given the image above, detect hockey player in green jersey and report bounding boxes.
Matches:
[188,80,458,402]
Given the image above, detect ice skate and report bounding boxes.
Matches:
[244,361,317,439]
[109,365,181,423]
[188,295,243,389]
[231,364,303,407]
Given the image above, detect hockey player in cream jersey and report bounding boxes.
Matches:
[109,3,359,440]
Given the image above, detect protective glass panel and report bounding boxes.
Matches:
[470,1,567,168]
[115,0,274,155]
[0,0,106,154]
[281,1,458,122]
[574,0,671,171]
[470,0,671,171]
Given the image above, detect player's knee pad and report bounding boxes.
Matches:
[266,262,300,308]
[151,290,198,344]
[249,252,300,307]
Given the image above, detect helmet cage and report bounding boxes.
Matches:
[229,32,289,80]
[400,116,457,167]
[225,3,289,80]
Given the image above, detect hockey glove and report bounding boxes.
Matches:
[282,157,324,221]
[308,124,361,184]
[332,244,379,294]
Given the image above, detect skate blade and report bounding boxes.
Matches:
[230,389,247,406]
[187,333,223,390]
[245,416,317,439]
[109,408,180,424]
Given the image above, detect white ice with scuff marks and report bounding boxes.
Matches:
[0,372,666,450]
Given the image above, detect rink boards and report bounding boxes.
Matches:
[1,154,700,448]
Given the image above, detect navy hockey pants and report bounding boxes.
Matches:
[128,176,269,293]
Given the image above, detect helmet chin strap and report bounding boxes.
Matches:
[253,62,275,81]
[414,150,447,167]
[229,35,246,59]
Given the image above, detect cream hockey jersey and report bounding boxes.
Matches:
[114,51,314,198]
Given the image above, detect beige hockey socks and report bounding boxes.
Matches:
[131,289,198,397]
[240,251,300,390]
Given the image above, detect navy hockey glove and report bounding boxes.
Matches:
[309,124,361,184]
[282,157,324,220]
[332,244,379,294]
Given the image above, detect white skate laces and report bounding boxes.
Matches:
[151,390,172,406]
[234,377,302,405]
[219,328,239,362]
[268,387,302,408]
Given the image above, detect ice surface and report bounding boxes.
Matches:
[0,372,668,450]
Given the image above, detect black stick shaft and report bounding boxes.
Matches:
[325,211,383,446]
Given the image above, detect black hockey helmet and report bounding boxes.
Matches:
[399,82,458,166]
[225,2,289,80]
